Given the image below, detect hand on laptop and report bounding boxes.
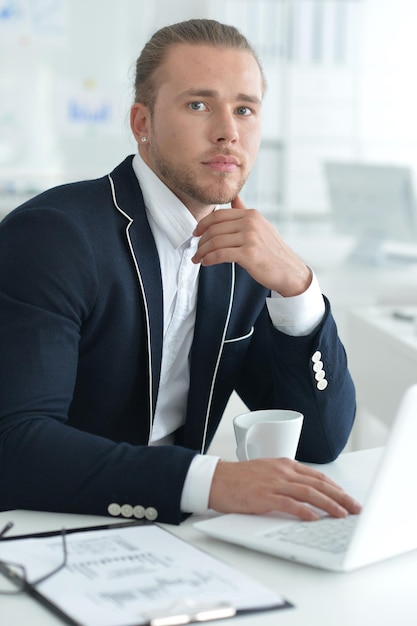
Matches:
[208,458,362,521]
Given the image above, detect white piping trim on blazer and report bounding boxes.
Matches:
[224,326,254,344]
[107,174,154,441]
[200,262,236,453]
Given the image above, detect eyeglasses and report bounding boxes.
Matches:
[0,522,68,595]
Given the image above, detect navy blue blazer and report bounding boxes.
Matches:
[0,156,355,524]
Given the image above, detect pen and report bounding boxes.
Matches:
[391,310,415,322]
[0,519,144,541]
[144,600,236,626]
[0,522,14,538]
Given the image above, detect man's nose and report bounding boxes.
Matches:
[211,112,239,144]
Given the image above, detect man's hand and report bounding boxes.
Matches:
[208,458,362,521]
[193,196,311,297]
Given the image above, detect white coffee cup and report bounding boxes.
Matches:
[233,409,304,461]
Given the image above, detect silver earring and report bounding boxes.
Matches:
[140,136,147,143]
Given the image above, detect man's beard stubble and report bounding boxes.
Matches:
[150,144,249,208]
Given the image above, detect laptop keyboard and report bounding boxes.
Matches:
[261,514,359,554]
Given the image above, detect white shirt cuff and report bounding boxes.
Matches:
[180,454,221,514]
[266,271,325,336]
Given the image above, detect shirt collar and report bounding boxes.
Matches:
[132,153,197,250]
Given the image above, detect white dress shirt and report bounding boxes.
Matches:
[132,154,325,513]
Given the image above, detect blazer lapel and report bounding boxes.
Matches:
[108,158,163,434]
[127,218,163,428]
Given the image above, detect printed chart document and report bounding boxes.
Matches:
[0,523,290,625]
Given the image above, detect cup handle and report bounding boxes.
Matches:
[236,439,248,461]
[236,424,258,461]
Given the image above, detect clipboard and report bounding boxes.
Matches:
[0,521,292,625]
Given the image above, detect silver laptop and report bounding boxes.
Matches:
[195,385,417,572]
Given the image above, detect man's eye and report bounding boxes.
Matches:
[188,102,207,111]
[236,106,252,116]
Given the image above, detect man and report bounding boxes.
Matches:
[0,19,360,524]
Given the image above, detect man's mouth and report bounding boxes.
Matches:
[202,156,240,173]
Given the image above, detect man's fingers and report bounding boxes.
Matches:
[231,195,247,210]
[278,481,351,519]
[279,462,362,516]
[266,495,321,521]
[193,207,246,237]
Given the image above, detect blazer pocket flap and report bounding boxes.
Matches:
[224,326,254,344]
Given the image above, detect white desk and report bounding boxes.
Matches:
[1,448,417,626]
[347,306,417,446]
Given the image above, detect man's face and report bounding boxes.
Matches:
[136,43,263,217]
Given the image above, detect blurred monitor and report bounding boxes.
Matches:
[324,161,417,263]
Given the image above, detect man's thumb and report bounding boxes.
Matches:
[231,195,247,209]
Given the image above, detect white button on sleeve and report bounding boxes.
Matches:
[145,507,158,521]
[313,360,324,372]
[108,503,121,517]
[120,504,133,518]
[133,505,145,519]
[312,350,322,363]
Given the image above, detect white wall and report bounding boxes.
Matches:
[359,0,417,171]
[0,0,152,195]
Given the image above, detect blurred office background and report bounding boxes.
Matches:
[1,0,416,222]
[1,0,417,452]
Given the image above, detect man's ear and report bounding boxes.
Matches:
[130,103,150,145]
